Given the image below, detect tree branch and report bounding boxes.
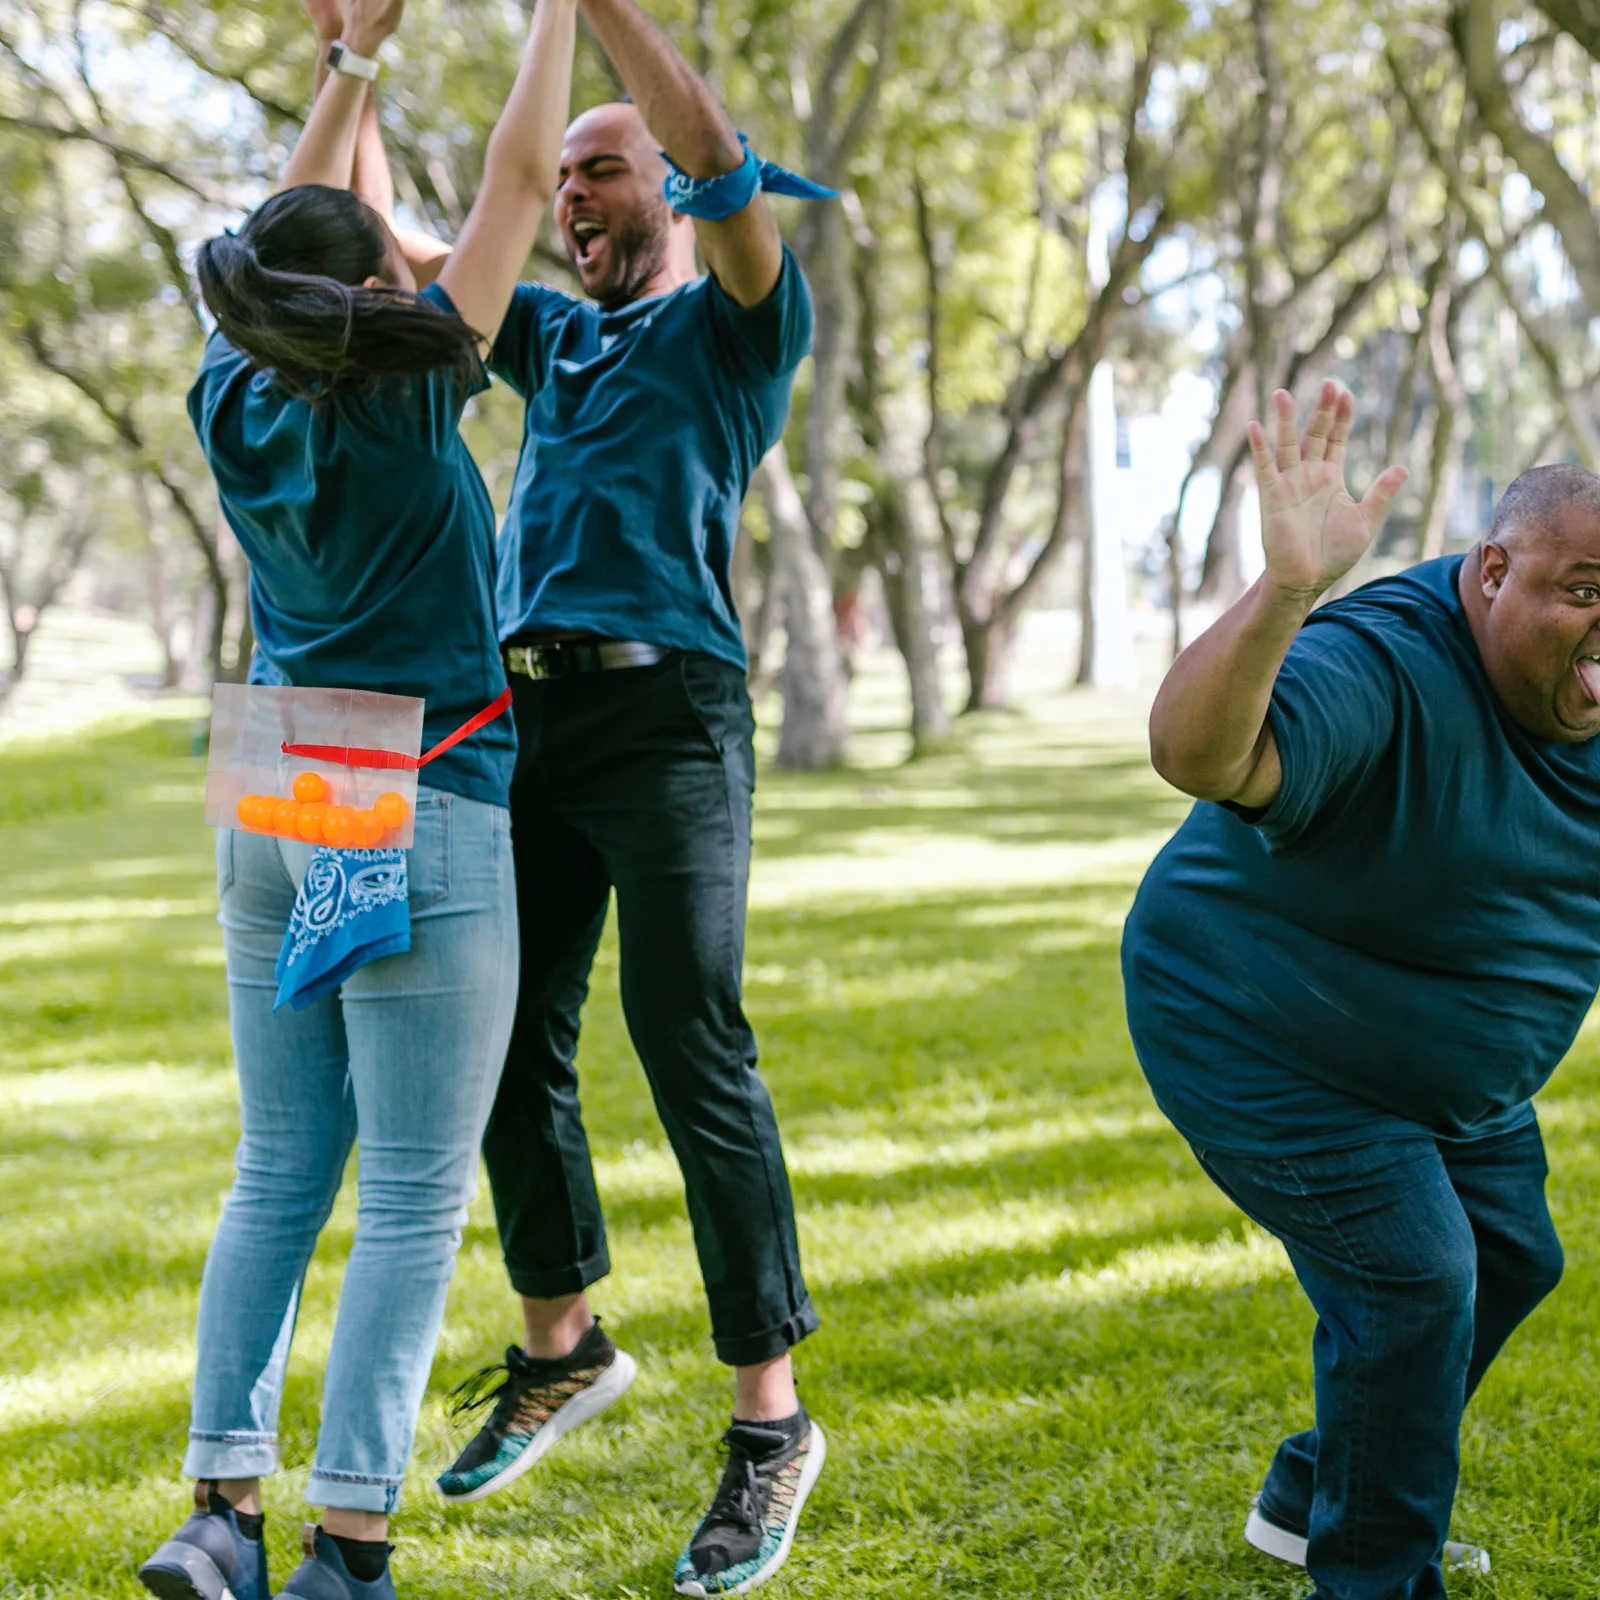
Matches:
[0,112,226,203]
[1451,0,1600,315]
[912,167,963,589]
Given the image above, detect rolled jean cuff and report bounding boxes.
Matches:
[713,1298,820,1367]
[505,1243,611,1301]
[306,1469,403,1514]
[184,1431,278,1481]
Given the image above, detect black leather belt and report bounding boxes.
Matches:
[503,639,669,680]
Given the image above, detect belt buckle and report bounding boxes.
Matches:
[506,645,554,681]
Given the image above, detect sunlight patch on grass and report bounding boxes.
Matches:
[0,895,215,927]
[0,924,141,964]
[745,954,1016,1012]
[0,1349,197,1430]
[799,1186,1232,1289]
[749,828,1174,909]
[4,1062,235,1111]
[586,1106,1172,1206]
[941,1228,1294,1322]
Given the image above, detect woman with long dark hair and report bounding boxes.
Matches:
[135,2,575,1597]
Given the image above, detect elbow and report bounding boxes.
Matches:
[1148,723,1237,803]
[670,130,746,181]
[484,138,557,209]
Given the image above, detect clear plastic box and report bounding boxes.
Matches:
[205,684,425,850]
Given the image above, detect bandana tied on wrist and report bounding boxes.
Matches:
[662,133,837,221]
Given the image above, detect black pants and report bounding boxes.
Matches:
[483,651,818,1367]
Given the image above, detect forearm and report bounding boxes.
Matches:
[353,92,396,218]
[578,0,741,175]
[481,0,578,197]
[278,68,369,192]
[307,25,394,214]
[1149,576,1312,801]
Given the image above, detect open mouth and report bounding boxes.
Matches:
[569,217,607,267]
[1576,654,1600,704]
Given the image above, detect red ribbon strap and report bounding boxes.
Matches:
[281,686,514,770]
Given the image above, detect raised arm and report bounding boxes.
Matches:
[578,0,783,307]
[278,0,403,194]
[434,0,577,345]
[300,0,453,286]
[1148,382,1407,808]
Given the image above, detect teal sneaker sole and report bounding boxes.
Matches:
[436,1349,637,1505]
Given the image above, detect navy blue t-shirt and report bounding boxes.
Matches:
[187,284,514,808]
[1122,556,1600,1155]
[488,246,813,666]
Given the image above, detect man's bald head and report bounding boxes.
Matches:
[553,101,694,309]
[563,101,661,169]
[1463,460,1600,742]
[1488,463,1600,551]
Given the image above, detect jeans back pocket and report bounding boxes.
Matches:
[408,790,453,911]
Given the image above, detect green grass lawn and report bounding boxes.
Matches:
[3,690,1600,1599]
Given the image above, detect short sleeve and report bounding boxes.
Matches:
[364,283,489,455]
[488,281,569,399]
[187,330,249,437]
[704,245,813,383]
[1245,617,1400,853]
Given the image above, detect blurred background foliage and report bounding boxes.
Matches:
[6,0,1600,756]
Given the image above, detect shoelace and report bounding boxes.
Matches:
[702,1441,767,1537]
[445,1360,522,1425]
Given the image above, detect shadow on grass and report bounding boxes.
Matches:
[6,705,1600,1599]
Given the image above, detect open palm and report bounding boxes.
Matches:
[1249,382,1408,601]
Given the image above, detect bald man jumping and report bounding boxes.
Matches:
[428,1,823,1592]
[1123,382,1600,1599]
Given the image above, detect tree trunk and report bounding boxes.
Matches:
[760,447,848,768]
[1165,515,1184,663]
[1197,453,1248,603]
[960,610,1013,713]
[1417,224,1465,562]
[1074,520,1095,687]
[133,470,182,687]
[870,480,949,749]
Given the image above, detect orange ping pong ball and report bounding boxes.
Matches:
[374,792,408,829]
[353,810,385,848]
[273,798,301,837]
[293,771,330,804]
[297,802,327,842]
[322,806,357,848]
[236,795,261,828]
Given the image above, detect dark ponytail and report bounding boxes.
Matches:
[195,185,481,402]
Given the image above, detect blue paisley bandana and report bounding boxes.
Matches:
[273,846,410,1012]
[662,133,837,221]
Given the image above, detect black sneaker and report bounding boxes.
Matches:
[138,1482,270,1600]
[673,1409,828,1596]
[434,1320,637,1503]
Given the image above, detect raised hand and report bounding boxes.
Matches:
[300,0,344,42]
[1248,381,1408,603]
[341,0,405,57]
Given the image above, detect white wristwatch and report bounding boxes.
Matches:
[326,41,381,81]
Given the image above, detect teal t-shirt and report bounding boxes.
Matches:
[187,284,514,807]
[488,247,813,665]
[1122,556,1600,1155]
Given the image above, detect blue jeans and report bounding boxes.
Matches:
[1195,1120,1563,1600]
[183,789,517,1512]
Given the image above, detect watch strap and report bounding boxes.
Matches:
[326,41,381,81]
